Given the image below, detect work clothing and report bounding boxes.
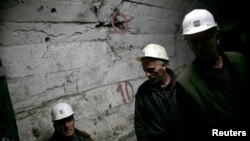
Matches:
[48,128,93,141]
[177,51,249,140]
[134,68,184,141]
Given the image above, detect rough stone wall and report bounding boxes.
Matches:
[0,0,215,141]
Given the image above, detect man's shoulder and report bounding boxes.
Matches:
[138,79,152,88]
[48,130,93,141]
[75,128,93,140]
[177,64,196,82]
[224,51,244,56]
[224,51,246,62]
[224,51,248,71]
[135,80,151,97]
[137,80,151,91]
[47,132,56,141]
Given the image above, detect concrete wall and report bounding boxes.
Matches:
[0,0,216,141]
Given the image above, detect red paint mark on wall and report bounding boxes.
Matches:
[111,11,128,34]
[116,81,134,104]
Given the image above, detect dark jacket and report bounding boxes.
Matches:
[177,52,249,140]
[48,128,93,141]
[134,68,185,141]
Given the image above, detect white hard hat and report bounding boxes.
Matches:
[136,43,169,62]
[51,102,74,122]
[182,9,218,35]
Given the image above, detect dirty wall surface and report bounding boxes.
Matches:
[0,0,214,140]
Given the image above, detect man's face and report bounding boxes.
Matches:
[186,29,219,63]
[54,116,75,138]
[141,58,166,83]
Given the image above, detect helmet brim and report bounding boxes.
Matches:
[183,24,218,35]
[135,56,169,62]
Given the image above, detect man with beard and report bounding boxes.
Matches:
[49,102,93,141]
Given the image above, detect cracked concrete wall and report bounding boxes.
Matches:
[0,0,217,141]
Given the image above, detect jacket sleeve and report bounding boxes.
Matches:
[175,82,203,141]
[134,91,149,141]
